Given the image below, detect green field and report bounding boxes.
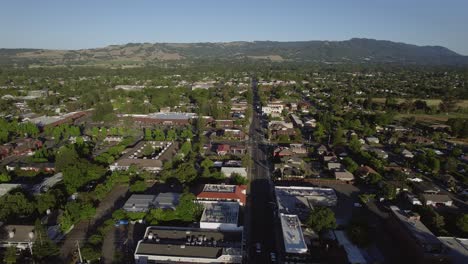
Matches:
[370,98,468,108]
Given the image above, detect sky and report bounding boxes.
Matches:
[1,0,467,55]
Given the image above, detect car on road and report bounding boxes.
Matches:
[255,243,262,254]
[270,252,277,262]
[115,219,129,226]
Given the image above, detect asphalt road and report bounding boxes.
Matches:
[245,79,279,263]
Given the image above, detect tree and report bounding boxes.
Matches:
[166,129,177,141]
[0,192,35,222]
[306,207,337,233]
[32,219,59,261]
[342,157,358,173]
[180,140,192,157]
[153,129,165,141]
[144,128,153,140]
[3,247,17,264]
[0,172,11,182]
[332,127,345,146]
[456,214,468,233]
[313,123,326,142]
[367,173,382,185]
[36,192,57,214]
[230,173,248,185]
[130,180,147,193]
[348,135,362,153]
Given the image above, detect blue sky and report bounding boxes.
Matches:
[1,0,467,55]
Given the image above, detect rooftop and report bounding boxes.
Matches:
[197,184,247,205]
[280,214,308,254]
[275,186,337,218]
[200,202,239,225]
[135,226,242,260]
[0,183,21,197]
[390,206,442,247]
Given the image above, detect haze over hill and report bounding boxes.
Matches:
[1,38,467,66]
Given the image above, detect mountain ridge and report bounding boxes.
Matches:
[1,38,467,66]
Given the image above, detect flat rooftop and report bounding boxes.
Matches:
[203,184,236,193]
[200,202,239,224]
[135,226,242,259]
[438,237,468,264]
[0,183,21,197]
[390,206,442,246]
[275,186,337,217]
[280,214,308,254]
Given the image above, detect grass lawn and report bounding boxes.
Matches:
[369,98,468,108]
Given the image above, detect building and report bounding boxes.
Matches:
[29,111,89,129]
[422,194,453,207]
[199,202,242,231]
[114,85,146,91]
[6,162,55,173]
[123,195,158,212]
[221,167,247,178]
[0,183,21,198]
[134,226,243,264]
[123,193,180,212]
[110,141,177,172]
[119,112,196,126]
[275,186,337,220]
[280,214,308,254]
[290,114,304,128]
[365,137,380,144]
[334,170,355,182]
[262,103,284,116]
[387,206,448,263]
[196,184,247,206]
[438,237,468,264]
[0,224,35,250]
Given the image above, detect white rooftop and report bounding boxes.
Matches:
[203,184,236,193]
[280,214,308,254]
[0,183,21,197]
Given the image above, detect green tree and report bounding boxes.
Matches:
[349,135,362,153]
[230,173,248,185]
[456,214,468,233]
[130,180,147,193]
[343,157,358,173]
[36,192,57,214]
[153,129,165,141]
[166,129,177,141]
[332,127,345,146]
[0,192,35,221]
[306,207,337,233]
[313,122,326,142]
[32,219,60,261]
[0,173,11,182]
[3,246,17,264]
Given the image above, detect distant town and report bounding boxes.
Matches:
[0,63,467,264]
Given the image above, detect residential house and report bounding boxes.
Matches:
[0,224,36,250]
[422,194,453,207]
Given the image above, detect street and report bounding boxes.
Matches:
[245,79,279,263]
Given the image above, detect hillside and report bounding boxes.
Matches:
[1,38,467,66]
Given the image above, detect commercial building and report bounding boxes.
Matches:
[134,226,243,263]
[119,112,196,126]
[196,184,247,206]
[199,202,242,231]
[387,206,449,263]
[438,237,468,264]
[275,186,337,219]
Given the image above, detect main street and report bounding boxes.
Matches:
[245,78,279,263]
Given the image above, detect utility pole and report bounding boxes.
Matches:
[76,240,83,263]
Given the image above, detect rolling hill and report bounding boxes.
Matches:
[0,38,467,66]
